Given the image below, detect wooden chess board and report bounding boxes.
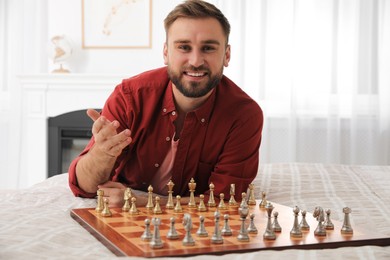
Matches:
[70,201,390,258]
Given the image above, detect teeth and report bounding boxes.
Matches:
[186,72,205,77]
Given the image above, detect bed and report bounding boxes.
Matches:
[1,163,390,259]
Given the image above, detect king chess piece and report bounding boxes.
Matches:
[263,202,276,240]
[188,178,197,208]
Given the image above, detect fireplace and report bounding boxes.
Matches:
[48,109,98,177]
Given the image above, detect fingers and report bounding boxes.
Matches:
[87,109,101,122]
[98,181,126,207]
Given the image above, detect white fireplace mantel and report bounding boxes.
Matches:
[19,73,126,188]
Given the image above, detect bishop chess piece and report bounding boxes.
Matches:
[141,218,153,241]
[324,209,335,230]
[228,184,238,206]
[211,210,223,244]
[290,206,303,238]
[101,198,112,217]
[218,193,227,210]
[313,206,326,236]
[166,180,175,209]
[263,202,276,240]
[182,214,195,246]
[247,213,258,234]
[122,187,131,212]
[207,183,216,207]
[247,183,256,205]
[153,196,163,214]
[174,195,183,213]
[95,189,104,213]
[146,185,154,210]
[221,214,232,236]
[341,207,353,234]
[259,191,267,208]
[188,178,197,208]
[237,192,250,242]
[299,210,310,231]
[272,211,282,232]
[197,194,207,212]
[196,215,208,237]
[129,197,139,215]
[167,217,179,240]
[150,218,163,248]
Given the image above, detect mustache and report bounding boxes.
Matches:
[183,65,210,72]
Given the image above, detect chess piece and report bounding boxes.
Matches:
[196,215,208,237]
[263,202,276,240]
[101,198,112,217]
[129,197,139,215]
[166,180,175,209]
[167,217,179,240]
[271,211,282,232]
[153,196,163,214]
[237,192,250,242]
[207,182,216,207]
[141,218,153,241]
[188,178,197,208]
[324,209,335,230]
[218,193,227,210]
[228,184,238,207]
[299,210,310,231]
[122,187,131,212]
[182,213,195,246]
[174,195,183,213]
[247,213,258,234]
[150,217,163,248]
[290,206,303,238]
[341,207,353,234]
[221,214,232,236]
[313,206,326,236]
[197,194,207,212]
[211,210,223,244]
[247,183,256,205]
[259,191,267,208]
[95,189,104,213]
[146,185,154,210]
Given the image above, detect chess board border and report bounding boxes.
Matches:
[70,201,390,258]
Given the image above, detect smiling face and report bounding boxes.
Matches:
[163,17,230,98]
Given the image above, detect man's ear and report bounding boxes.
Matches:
[163,43,168,65]
[224,44,231,67]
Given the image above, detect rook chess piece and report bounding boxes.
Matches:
[341,207,353,234]
[247,184,256,205]
[182,213,195,246]
[207,182,216,207]
[95,189,104,213]
[166,180,175,209]
[122,187,131,212]
[228,184,238,207]
[150,217,163,248]
[299,210,310,231]
[196,215,208,237]
[101,198,112,217]
[197,194,207,212]
[211,210,224,244]
[272,211,282,232]
[237,192,250,242]
[313,206,326,236]
[141,218,153,241]
[290,206,303,238]
[167,217,180,240]
[263,202,276,240]
[324,209,335,230]
[221,214,232,236]
[188,178,197,208]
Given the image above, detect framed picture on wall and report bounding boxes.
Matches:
[82,0,152,49]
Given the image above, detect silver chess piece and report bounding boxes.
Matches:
[211,210,224,244]
[290,206,303,238]
[299,210,310,231]
[247,213,258,234]
[272,211,282,232]
[324,209,335,230]
[237,192,250,242]
[150,217,163,248]
[263,202,276,240]
[182,213,195,246]
[341,207,353,234]
[141,218,153,241]
[313,206,327,236]
[167,217,179,240]
[221,214,233,236]
[196,215,208,237]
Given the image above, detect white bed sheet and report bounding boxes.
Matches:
[1,163,390,259]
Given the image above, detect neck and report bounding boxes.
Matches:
[172,85,213,113]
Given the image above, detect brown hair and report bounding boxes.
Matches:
[164,0,231,44]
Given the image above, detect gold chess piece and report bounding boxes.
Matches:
[207,182,216,207]
[166,180,175,209]
[218,193,227,210]
[146,185,154,210]
[247,183,257,205]
[101,198,112,217]
[197,194,207,212]
[259,191,267,208]
[153,196,163,214]
[95,189,104,213]
[122,187,131,212]
[174,195,183,213]
[228,184,238,206]
[188,178,197,208]
[129,197,139,215]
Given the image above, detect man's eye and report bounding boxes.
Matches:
[178,45,191,51]
[202,46,216,52]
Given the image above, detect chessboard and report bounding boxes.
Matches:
[70,200,390,258]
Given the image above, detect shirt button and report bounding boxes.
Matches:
[163,108,167,113]
[172,111,176,116]
[201,118,206,123]
[154,163,160,168]
[166,137,171,142]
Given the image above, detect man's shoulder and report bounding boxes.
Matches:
[119,67,169,93]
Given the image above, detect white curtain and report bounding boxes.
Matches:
[218,0,390,165]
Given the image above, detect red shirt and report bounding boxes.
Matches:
[68,67,263,199]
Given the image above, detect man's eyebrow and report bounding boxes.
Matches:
[173,39,221,45]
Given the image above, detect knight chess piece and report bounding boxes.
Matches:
[196,215,208,237]
[237,192,250,242]
[324,209,335,230]
[228,184,238,207]
[313,206,327,236]
[247,183,256,205]
[263,202,276,240]
[221,214,233,236]
[167,217,179,240]
[95,189,104,213]
[150,217,163,248]
[341,207,353,234]
[141,218,153,241]
[299,210,310,231]
[211,210,224,244]
[207,182,216,207]
[101,198,112,217]
[197,194,207,212]
[166,180,175,209]
[146,185,154,210]
[290,206,303,238]
[182,213,195,246]
[188,178,197,208]
[272,211,282,232]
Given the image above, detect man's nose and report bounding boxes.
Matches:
[188,50,205,68]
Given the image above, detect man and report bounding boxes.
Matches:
[68,0,263,207]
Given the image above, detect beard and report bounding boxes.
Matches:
[168,65,223,98]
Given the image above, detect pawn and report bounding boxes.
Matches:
[174,195,183,213]
[145,185,154,210]
[218,193,227,210]
[167,217,179,240]
[290,206,302,238]
[129,197,139,215]
[271,211,282,232]
[196,215,208,237]
[247,213,258,234]
[141,218,153,241]
[197,194,207,212]
[207,183,216,207]
[101,198,112,217]
[221,214,233,236]
[299,210,310,231]
[324,209,334,230]
[259,191,267,208]
[153,196,163,214]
